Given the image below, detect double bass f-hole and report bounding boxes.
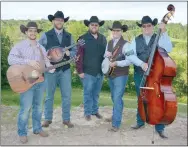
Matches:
[154,82,161,98]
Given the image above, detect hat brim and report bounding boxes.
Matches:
[20,25,42,34]
[84,20,105,27]
[108,25,128,32]
[136,18,158,27]
[48,15,69,22]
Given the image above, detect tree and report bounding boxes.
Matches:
[1,32,13,88]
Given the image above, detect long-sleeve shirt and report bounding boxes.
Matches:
[117,31,173,67]
[103,37,132,67]
[8,39,51,67]
[38,29,77,58]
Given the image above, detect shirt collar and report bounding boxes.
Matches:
[113,36,121,44]
[143,33,154,39]
[54,28,63,35]
[25,39,41,48]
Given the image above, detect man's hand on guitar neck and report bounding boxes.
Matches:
[46,63,56,73]
[65,50,70,56]
[105,51,112,58]
[141,62,148,72]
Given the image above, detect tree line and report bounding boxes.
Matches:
[1,19,187,99]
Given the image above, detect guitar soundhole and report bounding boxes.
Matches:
[28,77,39,84]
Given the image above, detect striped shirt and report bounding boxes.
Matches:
[8,39,50,67]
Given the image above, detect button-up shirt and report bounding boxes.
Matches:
[104,37,132,67]
[8,39,50,66]
[117,32,173,67]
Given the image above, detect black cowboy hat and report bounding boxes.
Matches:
[136,16,158,27]
[20,21,42,34]
[109,21,128,32]
[48,11,69,22]
[84,16,105,27]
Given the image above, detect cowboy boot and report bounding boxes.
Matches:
[63,121,74,128]
[108,126,119,132]
[19,136,28,144]
[85,115,92,121]
[92,113,103,119]
[130,124,145,129]
[157,131,168,139]
[34,130,49,137]
[42,120,52,127]
[105,116,112,122]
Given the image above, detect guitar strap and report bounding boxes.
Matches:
[37,46,46,72]
[111,46,120,60]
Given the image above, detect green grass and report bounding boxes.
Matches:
[170,38,187,43]
[1,88,187,114]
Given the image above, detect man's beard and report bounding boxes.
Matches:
[89,29,98,35]
[54,24,63,30]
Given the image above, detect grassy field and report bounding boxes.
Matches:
[1,88,187,114]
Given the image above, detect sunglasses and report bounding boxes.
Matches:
[90,24,99,27]
[142,24,152,28]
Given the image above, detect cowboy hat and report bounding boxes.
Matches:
[136,16,158,27]
[109,21,128,32]
[20,21,42,34]
[48,11,69,22]
[84,16,105,27]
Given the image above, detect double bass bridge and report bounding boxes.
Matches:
[140,87,154,90]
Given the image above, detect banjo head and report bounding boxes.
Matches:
[101,58,110,74]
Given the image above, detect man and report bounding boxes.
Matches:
[116,16,172,138]
[76,16,107,121]
[39,11,76,128]
[103,21,147,132]
[8,22,54,143]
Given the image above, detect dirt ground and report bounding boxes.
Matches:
[1,105,187,146]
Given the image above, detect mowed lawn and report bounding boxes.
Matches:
[1,88,187,114]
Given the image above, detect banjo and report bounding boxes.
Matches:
[102,46,124,76]
[102,40,131,76]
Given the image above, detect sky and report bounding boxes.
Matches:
[1,2,187,24]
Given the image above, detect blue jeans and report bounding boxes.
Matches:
[44,69,71,121]
[18,82,45,136]
[81,73,103,116]
[109,75,128,128]
[134,72,165,132]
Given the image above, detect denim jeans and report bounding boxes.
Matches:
[44,69,72,121]
[81,73,103,116]
[17,82,45,136]
[134,72,165,132]
[109,75,128,128]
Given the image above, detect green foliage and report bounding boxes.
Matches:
[169,41,187,96]
[1,31,13,87]
[1,19,187,98]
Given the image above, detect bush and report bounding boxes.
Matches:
[1,32,13,88]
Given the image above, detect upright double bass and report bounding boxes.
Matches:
[138,4,177,127]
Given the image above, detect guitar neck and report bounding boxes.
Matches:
[44,59,73,72]
[64,43,77,51]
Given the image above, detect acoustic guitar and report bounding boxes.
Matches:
[7,56,77,93]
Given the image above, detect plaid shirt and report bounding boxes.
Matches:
[8,39,50,67]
